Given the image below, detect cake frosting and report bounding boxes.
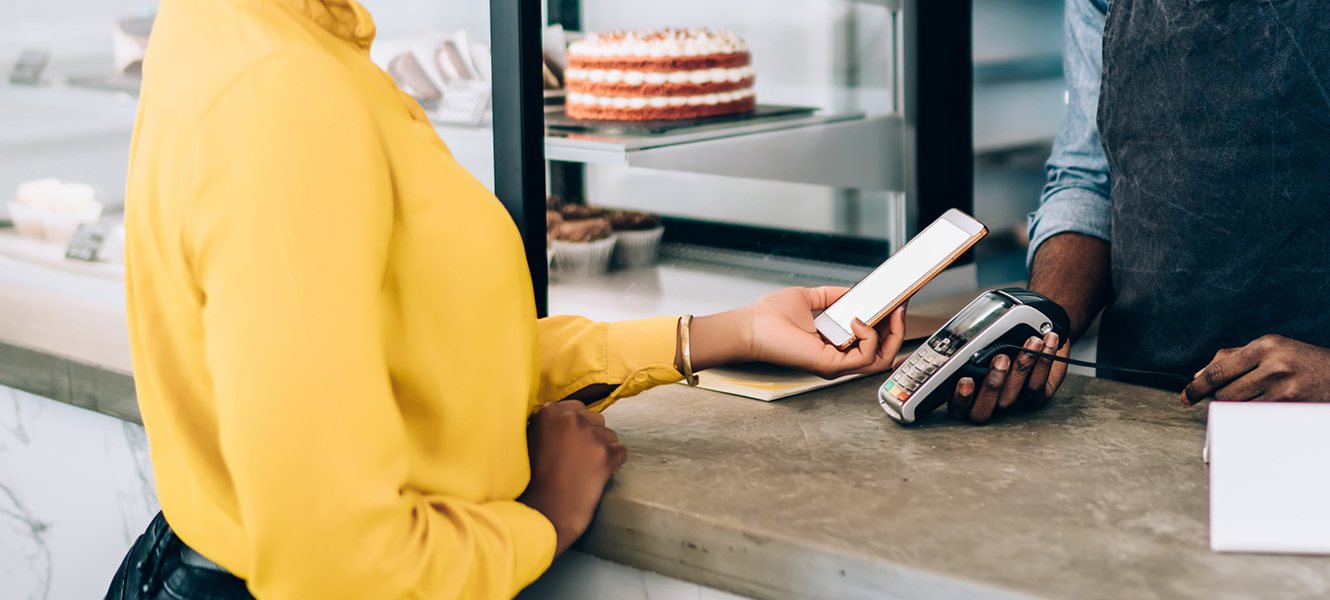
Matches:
[565,29,756,121]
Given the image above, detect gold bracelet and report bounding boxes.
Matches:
[681,314,699,387]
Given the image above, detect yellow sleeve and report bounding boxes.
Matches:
[191,53,553,600]
[536,315,684,411]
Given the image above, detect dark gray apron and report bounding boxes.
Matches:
[1096,0,1330,389]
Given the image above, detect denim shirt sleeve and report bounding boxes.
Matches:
[1027,0,1113,267]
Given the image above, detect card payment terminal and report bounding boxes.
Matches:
[879,288,1070,424]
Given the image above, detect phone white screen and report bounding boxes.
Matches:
[823,219,973,328]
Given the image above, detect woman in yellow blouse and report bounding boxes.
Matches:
[105,1,907,599]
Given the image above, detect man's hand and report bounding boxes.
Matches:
[518,401,627,556]
[1183,335,1330,405]
[949,333,1070,423]
[950,232,1111,424]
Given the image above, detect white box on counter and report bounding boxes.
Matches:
[1208,402,1330,554]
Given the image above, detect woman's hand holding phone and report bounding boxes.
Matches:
[687,211,983,379]
[690,286,908,379]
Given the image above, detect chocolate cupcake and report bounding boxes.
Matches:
[607,210,662,231]
[551,217,617,276]
[607,210,665,269]
[557,217,613,242]
[558,203,610,222]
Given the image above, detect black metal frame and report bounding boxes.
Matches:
[491,0,550,315]
[909,0,974,234]
[492,0,973,311]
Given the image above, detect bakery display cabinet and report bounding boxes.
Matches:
[484,0,973,315]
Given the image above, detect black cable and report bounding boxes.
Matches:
[981,344,1195,386]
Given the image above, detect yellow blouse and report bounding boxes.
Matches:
[123,1,681,598]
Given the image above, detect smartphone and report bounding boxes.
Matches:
[815,209,987,350]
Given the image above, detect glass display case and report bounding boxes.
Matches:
[482,0,973,317]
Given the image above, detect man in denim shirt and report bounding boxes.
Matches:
[950,0,1330,423]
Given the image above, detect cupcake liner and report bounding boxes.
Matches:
[552,235,617,277]
[612,226,664,269]
[40,202,103,246]
[6,202,45,239]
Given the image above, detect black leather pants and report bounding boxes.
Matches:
[105,512,254,600]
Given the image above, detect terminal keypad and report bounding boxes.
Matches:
[883,344,951,403]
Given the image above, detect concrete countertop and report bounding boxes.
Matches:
[0,275,138,422]
[592,375,1330,600]
[3,266,1330,599]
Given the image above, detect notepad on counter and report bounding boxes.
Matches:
[695,341,922,401]
[1207,402,1330,554]
[692,314,947,402]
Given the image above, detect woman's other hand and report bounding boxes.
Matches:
[690,287,907,380]
[518,400,627,556]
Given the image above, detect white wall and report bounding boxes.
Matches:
[358,0,490,40]
[974,0,1063,65]
[0,0,157,66]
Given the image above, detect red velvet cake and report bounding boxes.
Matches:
[565,29,756,121]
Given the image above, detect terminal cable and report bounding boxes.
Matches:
[973,344,1195,386]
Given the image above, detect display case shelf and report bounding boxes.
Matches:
[544,112,904,191]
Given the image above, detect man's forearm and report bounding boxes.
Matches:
[1027,232,1112,341]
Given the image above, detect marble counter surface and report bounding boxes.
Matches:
[3,267,1330,599]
